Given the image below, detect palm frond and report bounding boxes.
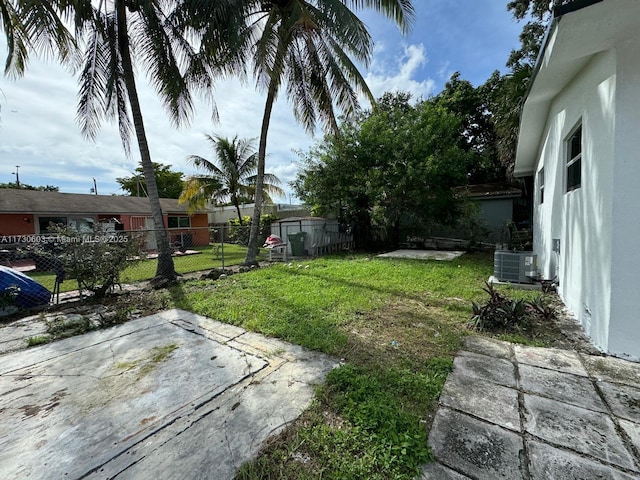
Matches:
[1,0,28,76]
[345,0,415,33]
[132,1,194,127]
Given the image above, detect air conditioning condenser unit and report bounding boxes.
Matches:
[493,251,538,284]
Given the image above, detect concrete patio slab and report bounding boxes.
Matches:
[429,407,526,480]
[0,315,48,355]
[462,335,513,360]
[376,250,465,261]
[619,419,640,453]
[420,462,472,479]
[599,381,640,423]
[0,309,337,479]
[581,354,640,388]
[514,344,588,376]
[518,363,606,412]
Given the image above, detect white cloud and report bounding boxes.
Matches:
[365,43,436,101]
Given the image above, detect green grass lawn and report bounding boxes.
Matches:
[162,252,501,479]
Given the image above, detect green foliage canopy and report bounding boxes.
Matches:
[0,182,59,191]
[293,92,470,249]
[116,163,184,199]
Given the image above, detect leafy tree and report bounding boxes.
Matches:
[434,72,505,184]
[180,134,283,223]
[0,182,58,191]
[293,92,470,249]
[490,0,564,176]
[116,163,184,199]
[228,0,415,266]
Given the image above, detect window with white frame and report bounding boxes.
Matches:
[538,167,545,204]
[566,124,582,192]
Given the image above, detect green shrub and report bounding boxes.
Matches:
[27,335,50,347]
[30,224,144,298]
[227,213,277,246]
[470,282,556,332]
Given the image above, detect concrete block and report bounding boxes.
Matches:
[420,462,472,479]
[528,440,639,480]
[523,394,637,470]
[463,336,513,360]
[515,345,588,376]
[519,363,606,412]
[599,381,640,423]
[582,354,640,389]
[429,407,525,479]
[619,419,640,458]
[455,351,517,388]
[439,371,520,431]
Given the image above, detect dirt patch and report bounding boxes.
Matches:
[339,297,468,368]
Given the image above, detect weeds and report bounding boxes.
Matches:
[26,335,50,347]
[46,315,92,337]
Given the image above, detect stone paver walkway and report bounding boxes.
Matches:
[422,337,640,479]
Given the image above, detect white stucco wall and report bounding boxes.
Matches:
[608,38,640,358]
[533,50,616,353]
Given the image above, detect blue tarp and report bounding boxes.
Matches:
[0,266,51,308]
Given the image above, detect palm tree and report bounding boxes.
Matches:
[237,0,414,265]
[72,0,242,285]
[180,134,284,224]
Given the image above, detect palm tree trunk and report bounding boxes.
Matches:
[235,203,244,225]
[115,0,176,284]
[243,81,277,265]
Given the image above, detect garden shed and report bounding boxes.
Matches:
[269,217,353,258]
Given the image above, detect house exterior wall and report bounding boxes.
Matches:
[1,212,210,247]
[0,214,36,236]
[608,37,640,358]
[167,213,210,246]
[533,50,617,353]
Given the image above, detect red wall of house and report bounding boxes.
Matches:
[0,213,210,245]
[167,214,210,246]
[0,214,36,236]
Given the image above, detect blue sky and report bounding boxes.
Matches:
[0,1,524,201]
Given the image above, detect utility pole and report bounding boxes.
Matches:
[92,177,98,195]
[13,165,20,188]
